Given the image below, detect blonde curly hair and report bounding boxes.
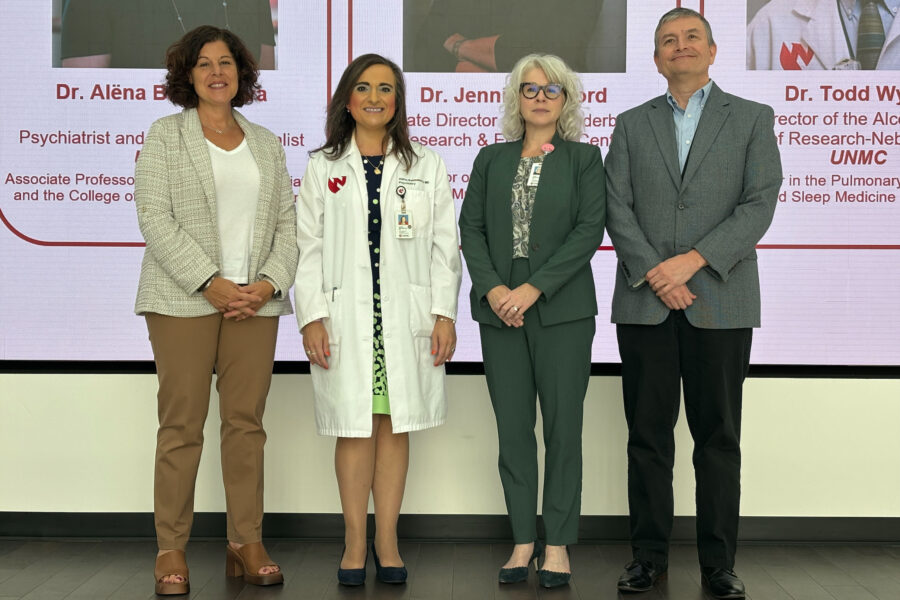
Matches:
[500,54,584,142]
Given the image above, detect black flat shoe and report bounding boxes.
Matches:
[617,559,667,592]
[337,546,366,586]
[371,543,407,584]
[498,541,543,584]
[701,567,745,599]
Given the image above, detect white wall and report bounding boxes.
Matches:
[1,374,898,517]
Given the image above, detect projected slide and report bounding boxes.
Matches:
[1,0,898,365]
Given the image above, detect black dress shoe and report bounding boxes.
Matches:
[617,559,667,592]
[701,567,745,599]
[371,543,407,584]
[498,541,543,584]
[337,546,366,586]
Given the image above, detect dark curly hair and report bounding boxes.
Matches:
[164,25,260,108]
[314,54,415,169]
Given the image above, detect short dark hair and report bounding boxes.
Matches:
[654,7,716,55]
[164,25,260,108]
[314,54,415,170]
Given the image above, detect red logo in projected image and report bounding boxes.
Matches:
[327,176,347,194]
[780,43,814,70]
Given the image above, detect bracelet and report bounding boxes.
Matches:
[200,274,216,292]
[436,315,455,324]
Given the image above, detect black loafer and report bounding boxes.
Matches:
[498,541,543,584]
[617,559,667,592]
[701,567,745,599]
[371,543,407,584]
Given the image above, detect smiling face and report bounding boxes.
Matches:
[653,16,716,84]
[190,40,238,108]
[518,67,563,132]
[347,64,397,136]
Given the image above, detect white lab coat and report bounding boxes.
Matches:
[748,0,900,69]
[295,137,462,437]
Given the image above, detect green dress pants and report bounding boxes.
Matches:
[479,258,595,545]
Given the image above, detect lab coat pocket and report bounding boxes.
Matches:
[408,283,434,337]
[309,334,340,398]
[310,287,343,396]
[321,287,344,339]
[404,190,434,229]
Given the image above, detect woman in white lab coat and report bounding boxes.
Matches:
[295,53,462,585]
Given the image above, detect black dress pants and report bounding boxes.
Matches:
[616,310,752,569]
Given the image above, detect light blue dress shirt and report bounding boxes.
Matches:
[666,79,714,173]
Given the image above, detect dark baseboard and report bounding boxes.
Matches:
[1,513,897,543]
[2,360,899,379]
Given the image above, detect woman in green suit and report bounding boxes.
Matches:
[459,53,605,588]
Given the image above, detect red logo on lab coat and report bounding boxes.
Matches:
[328,176,347,193]
[780,43,814,70]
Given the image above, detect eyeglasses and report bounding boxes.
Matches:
[520,82,564,100]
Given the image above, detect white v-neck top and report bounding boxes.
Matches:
[207,138,260,283]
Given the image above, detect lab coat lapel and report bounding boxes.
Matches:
[802,0,845,69]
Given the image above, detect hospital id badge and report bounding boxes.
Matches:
[527,161,542,187]
[395,211,414,239]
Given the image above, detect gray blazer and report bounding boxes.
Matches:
[134,108,298,317]
[604,83,781,329]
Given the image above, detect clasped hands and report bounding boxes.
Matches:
[202,278,274,322]
[487,283,541,328]
[645,250,707,311]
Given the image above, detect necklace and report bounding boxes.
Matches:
[362,155,385,175]
[201,119,235,134]
[171,0,231,33]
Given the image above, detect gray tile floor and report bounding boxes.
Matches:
[1,539,898,599]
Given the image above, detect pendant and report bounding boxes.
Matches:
[374,167,381,174]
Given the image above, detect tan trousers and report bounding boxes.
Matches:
[146,313,278,550]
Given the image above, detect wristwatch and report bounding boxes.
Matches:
[199,274,217,292]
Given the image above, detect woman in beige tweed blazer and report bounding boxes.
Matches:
[134,26,297,596]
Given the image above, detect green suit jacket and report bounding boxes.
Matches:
[459,134,606,328]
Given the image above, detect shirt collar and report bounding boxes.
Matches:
[666,79,714,113]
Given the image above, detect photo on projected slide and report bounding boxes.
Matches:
[403,0,626,73]
[53,0,279,69]
[746,0,900,70]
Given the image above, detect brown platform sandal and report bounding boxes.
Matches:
[225,542,284,586]
[154,549,189,596]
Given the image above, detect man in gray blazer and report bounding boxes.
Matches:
[604,8,781,599]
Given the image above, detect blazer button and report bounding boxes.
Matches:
[677,203,685,210]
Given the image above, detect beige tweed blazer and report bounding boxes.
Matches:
[134,108,298,317]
